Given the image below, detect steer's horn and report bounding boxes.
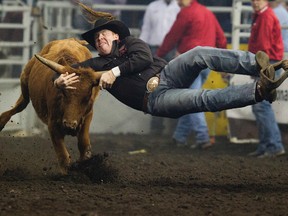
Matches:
[34,54,66,74]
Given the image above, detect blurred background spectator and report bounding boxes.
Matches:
[247,0,285,158]
[270,0,288,52]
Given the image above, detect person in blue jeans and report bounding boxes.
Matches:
[173,68,212,149]
[249,64,285,158]
[247,0,286,158]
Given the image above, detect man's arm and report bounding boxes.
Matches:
[156,11,186,58]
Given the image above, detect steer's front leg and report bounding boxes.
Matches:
[77,111,93,162]
[48,125,71,175]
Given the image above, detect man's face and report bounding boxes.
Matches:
[251,0,268,12]
[94,29,119,55]
[177,0,192,7]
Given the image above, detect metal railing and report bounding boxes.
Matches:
[36,1,234,48]
[0,4,34,77]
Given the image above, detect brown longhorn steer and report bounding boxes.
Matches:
[0,38,103,174]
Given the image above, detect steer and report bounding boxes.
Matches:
[0,38,103,174]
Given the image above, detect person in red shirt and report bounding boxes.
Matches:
[248,0,285,158]
[157,0,227,149]
[249,1,284,60]
[157,0,226,57]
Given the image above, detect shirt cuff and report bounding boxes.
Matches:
[111,66,121,77]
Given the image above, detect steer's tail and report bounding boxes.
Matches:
[0,94,30,131]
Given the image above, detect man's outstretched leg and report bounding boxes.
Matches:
[148,47,288,117]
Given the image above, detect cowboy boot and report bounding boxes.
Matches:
[255,51,279,81]
[256,50,288,85]
[257,60,288,103]
[256,65,277,103]
[255,51,276,103]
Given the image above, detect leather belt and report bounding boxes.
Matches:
[143,73,160,113]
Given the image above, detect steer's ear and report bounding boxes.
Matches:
[34,54,66,74]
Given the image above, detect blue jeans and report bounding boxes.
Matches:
[148,46,258,118]
[252,63,284,154]
[173,68,211,144]
[252,101,284,154]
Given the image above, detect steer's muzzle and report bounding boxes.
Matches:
[62,119,78,135]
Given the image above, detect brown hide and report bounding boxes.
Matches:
[26,38,98,129]
[0,38,101,174]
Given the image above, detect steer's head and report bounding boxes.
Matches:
[35,54,103,135]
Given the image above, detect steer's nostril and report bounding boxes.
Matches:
[63,119,78,129]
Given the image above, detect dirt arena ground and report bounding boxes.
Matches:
[1,132,288,216]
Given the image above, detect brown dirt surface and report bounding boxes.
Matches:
[0,133,288,216]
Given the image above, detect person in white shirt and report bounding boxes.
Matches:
[139,0,180,60]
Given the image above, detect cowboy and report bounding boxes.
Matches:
[52,7,288,119]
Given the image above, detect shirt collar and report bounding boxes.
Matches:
[256,4,268,15]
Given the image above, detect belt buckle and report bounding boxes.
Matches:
[146,76,160,93]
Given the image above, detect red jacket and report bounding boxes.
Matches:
[248,6,284,61]
[157,0,227,57]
